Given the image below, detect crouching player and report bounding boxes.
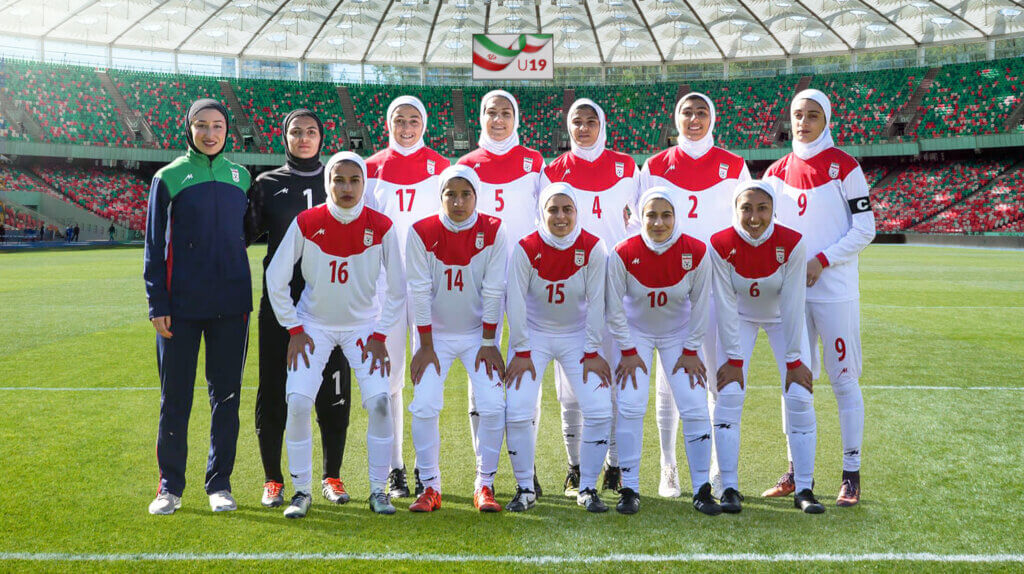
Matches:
[405,165,509,513]
[709,180,824,514]
[607,187,720,516]
[266,151,406,517]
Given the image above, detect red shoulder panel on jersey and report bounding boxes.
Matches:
[412,214,501,266]
[764,148,860,190]
[459,146,543,184]
[615,233,706,288]
[645,147,745,192]
[297,204,390,258]
[367,147,451,186]
[710,225,801,280]
[543,150,636,192]
[519,230,600,282]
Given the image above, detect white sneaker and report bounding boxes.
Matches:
[208,490,237,512]
[148,491,181,515]
[710,471,725,500]
[659,464,682,498]
[284,492,312,519]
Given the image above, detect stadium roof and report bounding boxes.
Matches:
[3,0,1024,67]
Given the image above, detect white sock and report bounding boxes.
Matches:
[615,412,644,491]
[506,418,536,490]
[285,394,315,493]
[681,419,712,495]
[411,415,441,492]
[390,389,405,471]
[476,411,504,490]
[579,415,611,491]
[468,386,480,459]
[366,394,394,491]
[780,394,793,463]
[712,382,745,491]
[833,378,864,471]
[656,383,679,468]
[707,390,721,484]
[561,402,582,467]
[606,391,619,467]
[785,385,817,492]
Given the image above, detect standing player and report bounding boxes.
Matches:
[639,92,751,498]
[366,95,451,497]
[540,98,640,495]
[762,89,875,507]
[504,183,614,513]
[145,99,251,515]
[607,187,720,516]
[266,151,405,517]
[709,180,824,514]
[246,109,353,509]
[405,165,508,513]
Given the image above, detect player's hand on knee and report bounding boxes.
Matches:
[673,353,706,389]
[614,354,647,390]
[505,355,536,390]
[583,354,613,389]
[785,363,813,394]
[287,332,315,371]
[806,258,824,287]
[363,339,390,377]
[716,363,745,391]
[410,345,440,385]
[475,345,506,383]
[151,316,173,339]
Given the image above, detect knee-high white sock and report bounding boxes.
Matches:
[506,418,536,490]
[366,394,395,492]
[390,390,405,471]
[707,390,721,483]
[785,385,817,492]
[285,394,315,493]
[606,392,619,467]
[712,383,745,491]
[681,415,712,495]
[615,413,644,491]
[780,394,793,463]
[561,402,582,467]
[476,411,504,490]
[833,378,864,472]
[411,415,441,492]
[468,386,480,458]
[656,383,679,468]
[579,416,612,491]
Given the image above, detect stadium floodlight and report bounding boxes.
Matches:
[930,16,952,28]
[741,33,760,42]
[802,29,823,38]
[866,23,886,33]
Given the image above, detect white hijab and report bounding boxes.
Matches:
[386,95,428,156]
[324,151,368,224]
[437,164,481,232]
[675,92,716,160]
[478,90,520,156]
[638,186,684,255]
[537,182,581,250]
[732,180,777,248]
[790,89,834,160]
[567,98,607,163]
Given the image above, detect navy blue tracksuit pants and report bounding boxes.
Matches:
[156,314,249,497]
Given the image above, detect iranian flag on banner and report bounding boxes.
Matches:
[473,34,551,72]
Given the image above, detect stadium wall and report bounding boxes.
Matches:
[0,189,130,240]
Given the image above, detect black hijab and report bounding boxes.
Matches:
[282,108,325,173]
[185,98,230,159]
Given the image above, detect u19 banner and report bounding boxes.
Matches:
[473,34,554,80]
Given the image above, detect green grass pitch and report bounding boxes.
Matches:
[0,244,1022,572]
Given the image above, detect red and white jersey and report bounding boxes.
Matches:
[458,145,544,250]
[540,149,640,248]
[606,234,710,352]
[366,147,452,260]
[639,146,751,245]
[406,213,508,340]
[266,204,405,336]
[507,230,607,354]
[762,148,876,303]
[710,225,806,365]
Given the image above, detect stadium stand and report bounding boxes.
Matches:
[232,78,348,155]
[809,68,925,145]
[30,165,148,231]
[862,166,889,188]
[463,86,566,155]
[914,57,1024,139]
[575,84,675,154]
[913,164,1024,233]
[688,76,792,149]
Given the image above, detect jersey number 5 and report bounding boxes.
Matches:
[546,283,566,304]
[494,188,504,212]
[396,188,416,211]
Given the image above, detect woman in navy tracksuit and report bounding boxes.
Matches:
[143,99,252,515]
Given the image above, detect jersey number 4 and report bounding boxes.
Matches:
[395,188,416,211]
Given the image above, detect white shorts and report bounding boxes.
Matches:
[614,334,708,421]
[554,327,615,405]
[506,332,612,423]
[286,324,390,405]
[409,336,505,419]
[715,320,812,390]
[806,299,862,383]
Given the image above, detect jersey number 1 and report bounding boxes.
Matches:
[303,188,313,210]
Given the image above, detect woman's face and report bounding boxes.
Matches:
[544,194,577,238]
[390,104,424,148]
[736,188,773,239]
[643,198,675,243]
[677,97,711,142]
[569,105,600,148]
[441,177,476,223]
[483,95,515,142]
[286,115,321,159]
[329,161,364,209]
[190,108,227,155]
[792,99,826,144]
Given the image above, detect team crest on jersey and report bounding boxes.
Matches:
[574,249,585,267]
[523,157,534,173]
[475,232,485,249]
[682,253,693,270]
[828,162,840,179]
[426,159,436,175]
[230,168,240,183]
[615,162,624,178]
[718,163,729,179]
[363,228,374,246]
[776,246,786,263]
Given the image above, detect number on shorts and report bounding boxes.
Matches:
[749,281,760,297]
[797,192,808,216]
[835,337,846,361]
[333,370,341,395]
[546,282,566,304]
[328,260,348,283]
[647,291,668,307]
